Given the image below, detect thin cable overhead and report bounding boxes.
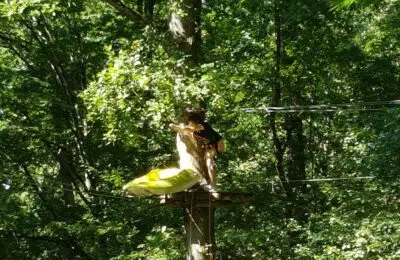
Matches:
[242,99,400,113]
[34,185,172,215]
[9,171,397,203]
[8,175,144,201]
[240,175,400,187]
[227,175,394,187]
[18,174,393,193]
[29,175,131,199]
[280,176,376,183]
[36,183,171,209]
[61,186,131,200]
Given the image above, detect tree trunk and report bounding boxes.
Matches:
[169,0,202,64]
[57,146,75,205]
[285,115,306,190]
[271,0,306,219]
[270,0,293,198]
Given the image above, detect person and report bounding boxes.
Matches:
[183,108,224,190]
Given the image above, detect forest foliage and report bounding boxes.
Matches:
[1,0,399,259]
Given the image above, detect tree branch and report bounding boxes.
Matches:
[0,34,39,72]
[103,0,146,23]
[21,18,96,191]
[0,231,92,259]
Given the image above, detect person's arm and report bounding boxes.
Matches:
[169,121,204,133]
[187,120,204,132]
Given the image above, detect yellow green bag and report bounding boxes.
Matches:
[122,168,201,196]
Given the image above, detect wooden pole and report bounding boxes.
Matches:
[161,191,254,260]
[184,202,215,259]
[183,192,215,260]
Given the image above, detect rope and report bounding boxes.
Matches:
[208,192,212,258]
[185,192,191,251]
[184,193,203,235]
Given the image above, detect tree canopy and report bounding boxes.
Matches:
[1,0,399,259]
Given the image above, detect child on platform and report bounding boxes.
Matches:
[183,108,224,191]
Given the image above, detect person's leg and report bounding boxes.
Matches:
[205,147,217,187]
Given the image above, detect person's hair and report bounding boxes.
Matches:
[184,108,205,123]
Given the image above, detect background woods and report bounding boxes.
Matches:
[1,0,399,259]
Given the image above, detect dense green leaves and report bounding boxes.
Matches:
[1,0,399,259]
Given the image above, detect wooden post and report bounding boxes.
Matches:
[161,190,254,260]
[184,199,215,259]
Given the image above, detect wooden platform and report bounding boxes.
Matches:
[160,190,255,258]
[159,191,255,208]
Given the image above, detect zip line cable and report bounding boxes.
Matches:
[35,184,175,215]
[12,174,176,202]
[5,173,399,222]
[47,184,133,200]
[7,173,136,201]
[280,176,376,183]
[10,174,396,202]
[241,99,400,113]
[34,174,390,191]
[28,174,154,200]
[22,180,172,213]
[26,175,133,200]
[270,99,399,109]
[246,107,400,113]
[4,98,399,202]
[242,105,400,113]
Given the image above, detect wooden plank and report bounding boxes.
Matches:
[159,191,255,208]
